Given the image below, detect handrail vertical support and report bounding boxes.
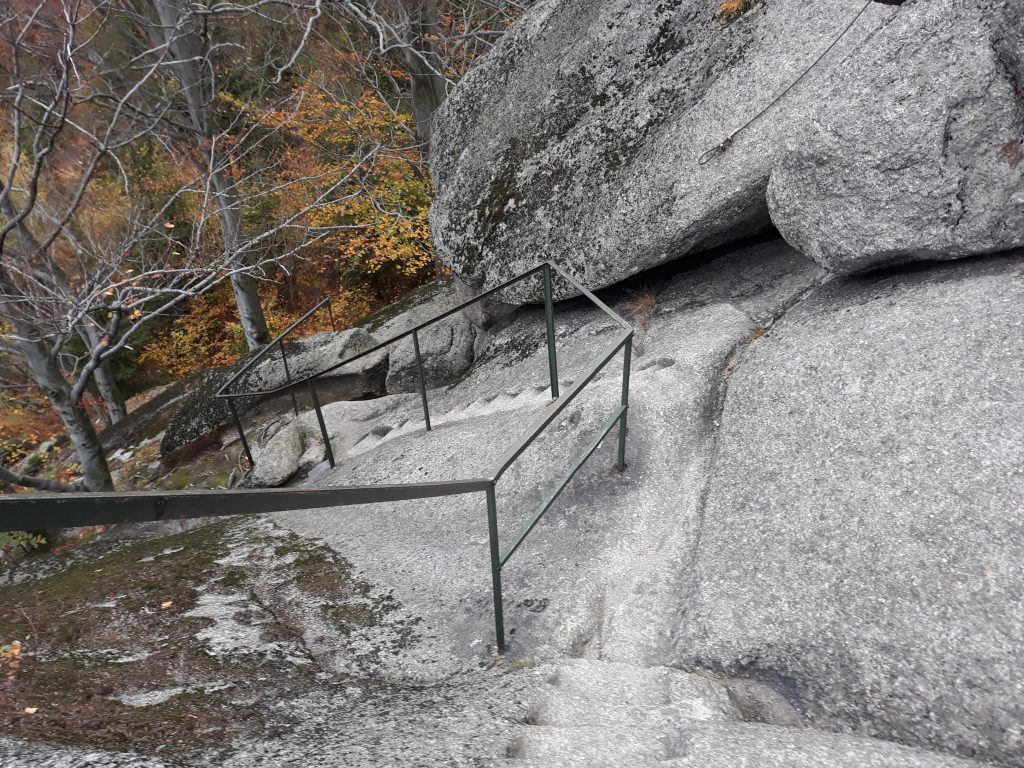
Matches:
[412,329,432,431]
[485,483,506,652]
[617,334,633,471]
[543,263,559,399]
[281,345,299,416]
[327,302,336,332]
[228,399,254,468]
[308,380,335,469]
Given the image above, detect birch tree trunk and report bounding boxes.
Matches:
[402,0,447,152]
[0,203,113,489]
[9,322,113,492]
[79,324,127,425]
[153,0,271,350]
[209,166,272,349]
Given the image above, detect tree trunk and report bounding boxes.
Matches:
[79,323,127,424]
[402,0,447,153]
[15,334,113,492]
[154,0,271,350]
[209,165,271,349]
[93,359,127,424]
[1,192,113,490]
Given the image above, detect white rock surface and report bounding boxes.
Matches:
[5,240,1019,768]
[430,0,1024,300]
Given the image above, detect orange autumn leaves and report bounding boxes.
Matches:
[140,83,435,379]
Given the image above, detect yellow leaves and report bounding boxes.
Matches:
[159,600,174,610]
[716,0,759,23]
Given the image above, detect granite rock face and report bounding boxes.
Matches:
[767,0,1024,273]
[249,423,303,487]
[676,252,1024,766]
[2,241,1014,768]
[160,327,387,459]
[430,0,1024,300]
[384,314,477,393]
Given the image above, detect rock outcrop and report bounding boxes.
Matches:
[430,0,1024,300]
[160,327,387,460]
[385,315,476,393]
[249,422,303,487]
[676,251,1024,766]
[767,0,1024,272]
[5,240,1021,768]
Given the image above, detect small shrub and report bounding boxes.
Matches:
[621,288,658,331]
[0,532,47,566]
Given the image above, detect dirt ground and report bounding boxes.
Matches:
[0,518,412,759]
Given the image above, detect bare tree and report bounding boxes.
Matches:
[273,0,526,153]
[0,0,378,491]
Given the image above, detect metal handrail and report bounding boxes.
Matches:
[1,263,633,652]
[215,295,337,425]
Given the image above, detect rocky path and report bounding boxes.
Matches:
[3,240,1020,767]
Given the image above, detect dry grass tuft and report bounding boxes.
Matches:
[716,0,759,23]
[621,288,658,331]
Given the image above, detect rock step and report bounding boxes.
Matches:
[434,384,550,421]
[543,658,732,710]
[507,725,670,767]
[347,385,553,456]
[505,661,741,767]
[529,693,735,729]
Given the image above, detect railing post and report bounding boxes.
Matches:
[281,344,299,416]
[617,334,633,472]
[227,399,254,468]
[412,329,432,431]
[308,380,335,469]
[485,483,506,652]
[327,302,336,332]
[543,263,559,399]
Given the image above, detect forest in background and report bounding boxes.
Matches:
[0,0,523,498]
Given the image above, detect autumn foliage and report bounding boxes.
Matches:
[716,0,760,23]
[1,0,522,495]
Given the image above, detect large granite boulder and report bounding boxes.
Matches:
[675,252,1024,766]
[767,0,1024,272]
[160,328,387,460]
[430,0,1024,300]
[384,315,477,393]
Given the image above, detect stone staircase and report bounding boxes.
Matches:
[347,384,556,457]
[493,658,973,768]
[500,659,740,767]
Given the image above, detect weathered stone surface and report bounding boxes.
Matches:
[384,314,477,393]
[160,364,249,460]
[767,0,1024,273]
[246,327,388,393]
[248,423,303,487]
[664,721,982,768]
[0,240,1000,768]
[160,327,387,460]
[676,252,1024,766]
[266,240,822,683]
[430,0,1024,300]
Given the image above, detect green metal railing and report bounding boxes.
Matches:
[1,263,633,652]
